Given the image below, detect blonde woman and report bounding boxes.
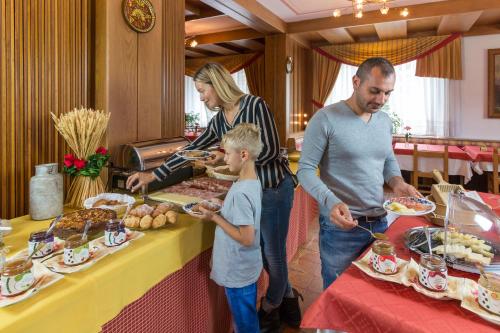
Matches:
[126,62,301,330]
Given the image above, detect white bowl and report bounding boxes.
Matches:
[83,193,135,215]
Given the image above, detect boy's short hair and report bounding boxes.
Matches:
[222,123,263,160]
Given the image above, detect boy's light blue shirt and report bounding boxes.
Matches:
[210,179,263,288]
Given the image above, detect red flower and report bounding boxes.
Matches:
[64,154,75,167]
[404,126,412,131]
[96,147,108,155]
[74,159,87,170]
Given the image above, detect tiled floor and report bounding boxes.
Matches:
[282,219,322,333]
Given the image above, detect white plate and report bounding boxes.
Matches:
[210,166,239,181]
[175,150,211,160]
[383,197,436,216]
[183,201,222,215]
[83,193,135,214]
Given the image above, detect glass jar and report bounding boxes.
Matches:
[371,240,398,274]
[419,254,448,291]
[28,229,55,258]
[104,220,126,247]
[478,272,500,315]
[63,234,90,266]
[1,257,35,296]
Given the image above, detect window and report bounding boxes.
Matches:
[324,61,450,137]
[184,70,249,128]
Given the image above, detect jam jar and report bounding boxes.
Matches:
[63,234,90,266]
[28,229,54,258]
[104,220,127,247]
[371,240,398,274]
[1,257,35,296]
[419,254,448,291]
[478,272,500,315]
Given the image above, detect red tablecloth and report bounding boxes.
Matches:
[301,193,500,333]
[394,143,472,161]
[463,145,494,162]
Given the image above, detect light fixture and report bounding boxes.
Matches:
[332,0,409,19]
[185,36,198,48]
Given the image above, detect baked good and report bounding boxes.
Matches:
[53,208,116,239]
[92,199,124,208]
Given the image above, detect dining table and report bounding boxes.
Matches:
[301,192,500,333]
[393,143,474,183]
[463,145,499,174]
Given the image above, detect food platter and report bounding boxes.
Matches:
[404,227,499,273]
[210,166,239,181]
[383,197,436,216]
[175,149,211,160]
[183,200,222,215]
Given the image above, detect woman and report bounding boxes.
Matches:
[126,63,301,330]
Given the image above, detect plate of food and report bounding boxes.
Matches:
[83,193,135,214]
[210,166,239,181]
[383,197,436,216]
[183,200,222,215]
[175,149,211,160]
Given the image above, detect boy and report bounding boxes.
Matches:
[188,123,263,333]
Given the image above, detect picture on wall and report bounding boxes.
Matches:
[488,48,500,118]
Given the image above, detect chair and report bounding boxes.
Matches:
[492,147,499,194]
[412,144,449,194]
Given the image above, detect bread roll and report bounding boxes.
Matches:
[152,214,167,229]
[165,211,178,224]
[124,216,140,229]
[140,215,153,229]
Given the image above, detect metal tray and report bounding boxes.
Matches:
[404,227,500,274]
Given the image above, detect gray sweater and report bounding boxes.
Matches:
[297,101,401,218]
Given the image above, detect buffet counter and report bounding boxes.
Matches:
[0,163,318,333]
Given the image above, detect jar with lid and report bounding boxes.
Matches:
[104,220,127,247]
[419,253,448,291]
[28,229,55,258]
[478,272,500,315]
[63,234,90,266]
[371,240,398,274]
[29,163,63,220]
[1,257,35,296]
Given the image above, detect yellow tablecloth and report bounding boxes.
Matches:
[0,212,215,333]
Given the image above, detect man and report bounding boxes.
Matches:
[297,57,420,289]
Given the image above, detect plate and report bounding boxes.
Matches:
[210,166,239,181]
[175,149,211,160]
[83,193,135,214]
[183,200,222,215]
[383,197,436,216]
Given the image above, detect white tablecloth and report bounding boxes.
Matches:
[395,154,474,184]
[472,161,500,174]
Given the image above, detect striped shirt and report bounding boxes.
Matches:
[153,94,295,189]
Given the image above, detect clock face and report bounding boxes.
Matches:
[286,56,294,74]
[123,0,156,33]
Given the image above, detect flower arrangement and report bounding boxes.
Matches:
[404,126,412,142]
[63,147,110,178]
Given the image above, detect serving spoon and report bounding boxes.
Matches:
[355,224,388,240]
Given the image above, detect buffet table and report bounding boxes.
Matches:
[0,171,317,333]
[301,192,500,333]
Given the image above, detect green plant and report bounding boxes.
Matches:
[382,105,402,134]
[185,113,200,128]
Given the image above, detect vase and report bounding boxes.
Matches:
[29,163,64,220]
[66,175,105,208]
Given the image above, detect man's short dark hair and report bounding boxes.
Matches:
[355,57,395,82]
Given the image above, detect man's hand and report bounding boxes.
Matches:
[329,202,357,230]
[126,172,156,193]
[203,151,224,166]
[388,176,422,198]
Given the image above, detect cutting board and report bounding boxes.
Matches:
[148,191,201,206]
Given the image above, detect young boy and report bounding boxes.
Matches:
[188,123,263,333]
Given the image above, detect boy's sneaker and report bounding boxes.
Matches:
[279,288,303,328]
[258,305,280,333]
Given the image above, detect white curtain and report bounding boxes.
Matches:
[325,61,451,136]
[184,70,249,128]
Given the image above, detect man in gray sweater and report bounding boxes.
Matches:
[297,57,420,289]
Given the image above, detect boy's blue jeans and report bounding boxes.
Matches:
[224,283,259,333]
[260,174,295,306]
[319,214,388,289]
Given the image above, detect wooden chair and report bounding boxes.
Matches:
[412,144,449,194]
[493,147,499,194]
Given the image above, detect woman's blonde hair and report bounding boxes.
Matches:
[193,63,245,108]
[222,123,263,160]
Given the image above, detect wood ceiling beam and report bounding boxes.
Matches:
[374,21,407,40]
[185,46,220,57]
[200,0,286,33]
[437,11,483,35]
[227,39,264,51]
[195,44,239,55]
[318,28,355,44]
[287,0,500,34]
[185,3,200,16]
[194,28,264,45]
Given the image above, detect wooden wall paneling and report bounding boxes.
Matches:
[162,0,185,138]
[0,0,93,218]
[288,39,312,134]
[138,0,163,140]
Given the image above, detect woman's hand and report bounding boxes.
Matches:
[126,172,156,193]
[203,151,224,166]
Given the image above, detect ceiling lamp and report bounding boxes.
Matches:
[185,36,198,48]
[332,0,409,19]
